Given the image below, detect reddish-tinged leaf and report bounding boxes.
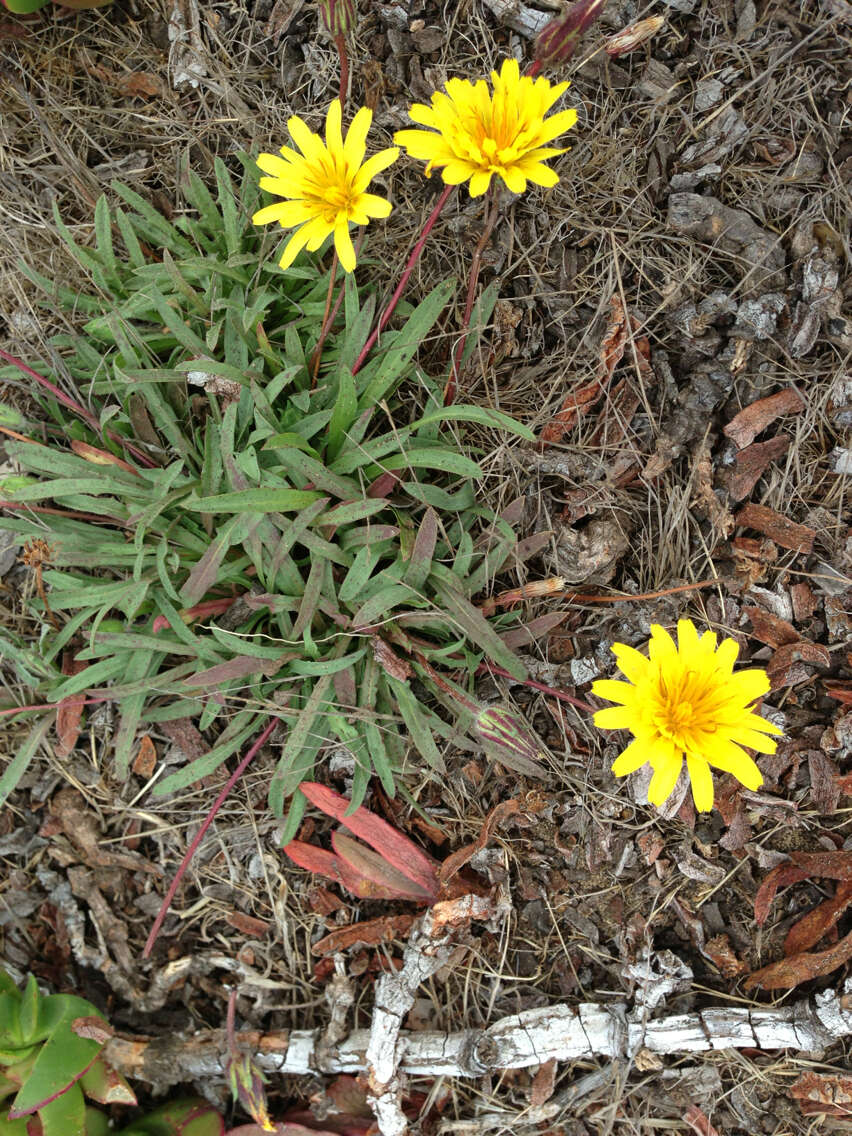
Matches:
[540,295,629,444]
[784,879,852,956]
[789,850,852,879]
[683,1105,722,1136]
[825,681,852,706]
[185,655,286,687]
[745,925,852,990]
[69,440,138,473]
[439,799,519,886]
[226,911,270,937]
[729,435,791,502]
[753,862,811,925]
[702,934,747,978]
[371,637,411,682]
[299,783,440,896]
[790,1072,852,1116]
[153,596,238,633]
[78,1055,136,1105]
[331,831,437,901]
[405,506,438,588]
[312,914,417,955]
[55,653,88,758]
[499,611,568,649]
[283,840,418,901]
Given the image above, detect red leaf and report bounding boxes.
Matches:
[299,783,440,897]
[331,831,436,901]
[753,862,810,925]
[745,926,852,991]
[283,840,420,901]
[784,879,852,956]
[55,653,87,758]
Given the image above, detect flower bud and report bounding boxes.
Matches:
[227,1051,275,1132]
[474,706,549,778]
[534,0,606,65]
[604,16,665,57]
[318,0,355,37]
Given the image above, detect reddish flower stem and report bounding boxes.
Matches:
[352,183,455,376]
[0,349,156,469]
[477,662,596,713]
[444,188,500,406]
[142,716,278,958]
[335,32,349,109]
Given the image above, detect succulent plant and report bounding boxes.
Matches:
[0,971,135,1136]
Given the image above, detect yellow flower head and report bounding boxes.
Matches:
[252,100,399,274]
[394,57,578,197]
[592,620,783,813]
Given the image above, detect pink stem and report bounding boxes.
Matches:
[0,349,156,469]
[142,716,278,958]
[476,662,596,713]
[335,32,349,110]
[352,183,455,376]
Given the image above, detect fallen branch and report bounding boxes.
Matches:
[365,895,496,1136]
[105,979,852,1085]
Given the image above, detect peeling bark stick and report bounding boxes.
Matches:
[366,895,496,1136]
[106,981,852,1086]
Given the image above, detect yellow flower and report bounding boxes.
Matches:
[252,99,399,273]
[592,620,782,813]
[393,57,578,197]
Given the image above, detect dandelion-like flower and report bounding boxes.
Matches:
[592,620,782,813]
[394,57,578,197]
[252,99,398,274]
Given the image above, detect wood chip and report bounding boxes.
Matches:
[226,911,271,938]
[734,503,815,553]
[132,735,157,779]
[791,1071,852,1116]
[729,435,790,501]
[724,387,805,448]
[743,605,799,648]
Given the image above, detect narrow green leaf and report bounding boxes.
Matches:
[184,488,323,513]
[0,715,54,809]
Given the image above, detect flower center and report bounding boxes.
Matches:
[323,184,354,215]
[653,699,695,744]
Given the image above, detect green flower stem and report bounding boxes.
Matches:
[142,716,278,958]
[444,185,500,406]
[351,183,455,376]
[309,248,340,385]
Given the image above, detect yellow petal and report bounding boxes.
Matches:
[469,169,493,196]
[334,222,357,273]
[325,98,344,160]
[353,192,392,219]
[257,152,298,179]
[686,754,714,812]
[593,706,636,730]
[648,623,677,665]
[612,642,650,683]
[278,222,315,270]
[729,727,780,754]
[591,679,637,705]
[253,200,314,227]
[648,751,683,806]
[611,738,651,776]
[500,165,527,194]
[344,105,373,169]
[521,162,559,188]
[677,618,700,659]
[705,742,763,790]
[728,668,771,704]
[351,147,400,194]
[288,115,323,162]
